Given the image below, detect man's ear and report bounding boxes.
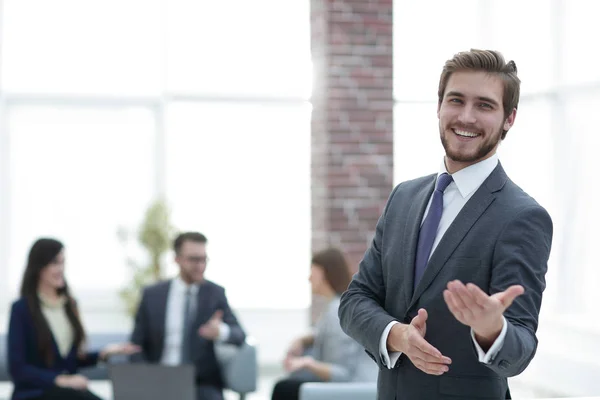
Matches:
[503,108,517,131]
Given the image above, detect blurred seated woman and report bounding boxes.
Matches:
[271,248,376,400]
[7,238,140,400]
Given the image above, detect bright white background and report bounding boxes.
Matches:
[0,0,599,396]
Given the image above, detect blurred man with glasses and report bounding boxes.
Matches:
[131,232,246,400]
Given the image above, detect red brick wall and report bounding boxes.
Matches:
[310,0,394,322]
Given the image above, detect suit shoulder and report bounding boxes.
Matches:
[202,280,225,293]
[502,179,550,215]
[395,173,437,192]
[392,174,437,194]
[11,297,28,311]
[385,173,436,207]
[143,279,171,294]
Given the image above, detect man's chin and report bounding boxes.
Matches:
[445,150,480,163]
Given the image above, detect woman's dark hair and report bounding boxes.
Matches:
[20,238,86,366]
[311,248,353,295]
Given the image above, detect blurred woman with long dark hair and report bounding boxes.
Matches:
[7,238,139,400]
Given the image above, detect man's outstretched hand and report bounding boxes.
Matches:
[387,308,452,375]
[444,280,524,349]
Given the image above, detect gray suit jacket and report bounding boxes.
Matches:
[338,163,553,400]
[130,279,246,388]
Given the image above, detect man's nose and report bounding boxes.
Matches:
[457,105,477,125]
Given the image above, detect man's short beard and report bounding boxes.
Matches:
[440,125,503,162]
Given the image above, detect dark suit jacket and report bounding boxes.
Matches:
[338,163,553,400]
[130,279,246,388]
[7,298,99,400]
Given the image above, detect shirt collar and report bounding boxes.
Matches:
[173,275,199,295]
[438,153,499,198]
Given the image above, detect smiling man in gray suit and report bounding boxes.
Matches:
[130,232,246,400]
[338,49,553,400]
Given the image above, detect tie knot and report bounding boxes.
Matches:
[436,173,453,193]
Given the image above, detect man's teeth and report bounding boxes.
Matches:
[454,129,479,138]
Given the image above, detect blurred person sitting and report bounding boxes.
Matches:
[271,248,377,400]
[7,238,140,400]
[130,232,246,400]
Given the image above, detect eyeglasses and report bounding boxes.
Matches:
[183,256,209,264]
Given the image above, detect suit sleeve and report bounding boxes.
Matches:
[129,288,149,362]
[76,351,100,368]
[7,302,60,388]
[484,205,553,377]
[218,288,246,346]
[338,184,403,368]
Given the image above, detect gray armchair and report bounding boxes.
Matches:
[215,336,258,399]
[299,382,377,400]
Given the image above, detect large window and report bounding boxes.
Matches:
[7,106,156,295]
[0,0,312,312]
[164,102,311,308]
[2,0,163,95]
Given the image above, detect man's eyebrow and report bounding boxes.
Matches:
[445,91,464,98]
[445,91,500,106]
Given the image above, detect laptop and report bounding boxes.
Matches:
[109,363,196,400]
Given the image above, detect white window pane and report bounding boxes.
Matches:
[563,1,600,86]
[1,0,162,95]
[393,102,443,184]
[498,99,554,207]
[497,98,559,312]
[8,106,156,296]
[484,0,555,95]
[563,91,600,316]
[166,0,311,98]
[165,102,311,309]
[394,0,483,101]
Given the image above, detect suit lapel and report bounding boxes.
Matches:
[190,284,212,357]
[402,175,436,306]
[193,283,211,328]
[408,163,508,309]
[155,280,171,355]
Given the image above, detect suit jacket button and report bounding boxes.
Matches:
[395,356,403,368]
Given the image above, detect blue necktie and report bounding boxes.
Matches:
[414,173,454,289]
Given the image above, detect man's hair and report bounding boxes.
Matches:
[438,49,520,139]
[173,232,207,254]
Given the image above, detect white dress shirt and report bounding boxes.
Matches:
[161,276,230,365]
[379,153,508,368]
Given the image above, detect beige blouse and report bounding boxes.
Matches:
[39,293,74,357]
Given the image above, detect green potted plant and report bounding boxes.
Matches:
[118,199,175,316]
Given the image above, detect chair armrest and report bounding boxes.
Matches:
[215,337,258,394]
[299,382,377,400]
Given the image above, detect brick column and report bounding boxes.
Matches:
[310,0,394,322]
